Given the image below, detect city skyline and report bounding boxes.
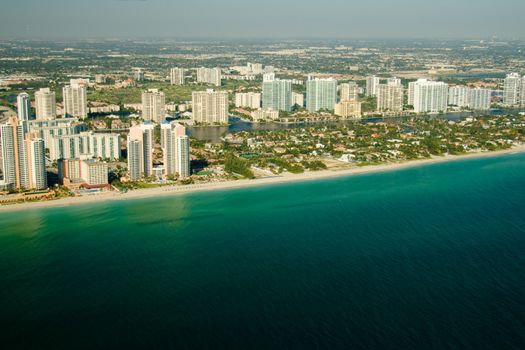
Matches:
[1,0,524,39]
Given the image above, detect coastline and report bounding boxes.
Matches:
[2,145,525,213]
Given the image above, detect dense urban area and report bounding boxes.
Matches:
[0,38,524,204]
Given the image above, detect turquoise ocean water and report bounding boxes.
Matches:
[1,153,525,349]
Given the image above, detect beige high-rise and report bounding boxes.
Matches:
[142,89,166,123]
[35,88,56,120]
[63,81,88,118]
[376,84,404,112]
[0,117,46,190]
[170,68,186,85]
[192,90,229,124]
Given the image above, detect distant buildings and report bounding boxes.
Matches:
[503,73,522,106]
[95,75,106,84]
[366,75,380,97]
[35,88,56,120]
[63,80,88,118]
[0,117,46,190]
[376,83,404,112]
[170,68,186,85]
[412,79,448,113]
[292,92,304,108]
[134,69,145,82]
[387,77,402,86]
[340,82,359,101]
[161,121,190,178]
[334,100,362,118]
[230,63,264,76]
[197,67,221,86]
[248,63,264,74]
[127,123,154,181]
[262,73,292,112]
[142,89,165,123]
[235,92,261,109]
[448,86,491,110]
[469,88,492,110]
[306,77,337,112]
[448,86,470,107]
[192,89,229,124]
[251,108,279,121]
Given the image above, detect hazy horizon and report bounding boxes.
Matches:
[1,0,524,40]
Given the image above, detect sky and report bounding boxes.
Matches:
[1,0,524,39]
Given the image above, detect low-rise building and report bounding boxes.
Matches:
[334,100,362,118]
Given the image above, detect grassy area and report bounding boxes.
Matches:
[88,79,262,105]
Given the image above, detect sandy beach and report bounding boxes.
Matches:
[2,145,524,213]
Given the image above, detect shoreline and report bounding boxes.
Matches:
[2,145,525,213]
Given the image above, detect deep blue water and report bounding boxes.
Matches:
[1,154,525,349]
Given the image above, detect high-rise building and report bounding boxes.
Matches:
[503,73,521,106]
[366,76,380,97]
[0,117,29,189]
[197,67,221,86]
[469,88,492,110]
[376,84,404,112]
[448,86,470,107]
[262,74,292,112]
[235,92,261,109]
[0,117,46,190]
[127,139,142,182]
[408,81,417,106]
[49,132,121,162]
[17,93,31,121]
[127,123,154,181]
[521,76,525,106]
[176,135,190,178]
[63,81,88,118]
[340,82,359,101]
[35,88,56,120]
[306,77,337,112]
[170,68,186,85]
[27,118,87,150]
[26,135,47,190]
[90,133,121,160]
[192,90,229,124]
[334,101,362,118]
[412,79,448,113]
[448,86,492,110]
[142,89,166,123]
[161,122,190,178]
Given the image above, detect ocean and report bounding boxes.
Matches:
[1,153,525,349]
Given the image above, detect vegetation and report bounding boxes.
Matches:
[224,153,255,179]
